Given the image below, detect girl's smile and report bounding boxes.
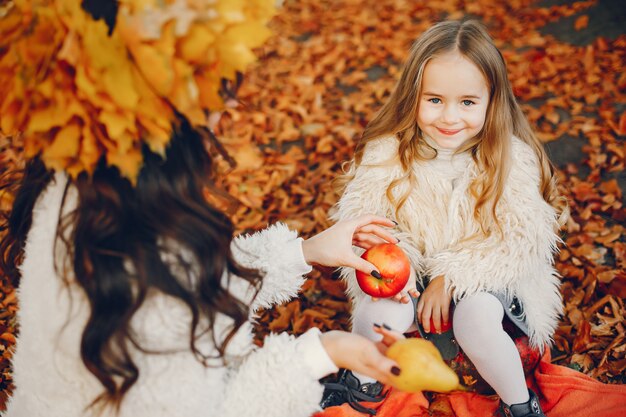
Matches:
[417,50,490,150]
[436,128,463,136]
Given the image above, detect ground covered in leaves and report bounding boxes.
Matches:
[0,0,625,410]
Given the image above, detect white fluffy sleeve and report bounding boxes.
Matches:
[425,139,563,348]
[228,223,312,313]
[217,328,338,417]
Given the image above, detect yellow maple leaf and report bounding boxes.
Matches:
[178,23,216,63]
[195,71,224,111]
[217,41,257,80]
[27,106,73,135]
[132,42,176,95]
[78,126,102,174]
[224,21,272,49]
[106,146,144,185]
[41,123,81,172]
[100,110,137,139]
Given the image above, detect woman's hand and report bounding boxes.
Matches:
[320,325,405,385]
[301,215,398,276]
[416,275,451,333]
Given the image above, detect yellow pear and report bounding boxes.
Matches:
[385,338,461,393]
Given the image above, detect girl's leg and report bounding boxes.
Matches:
[351,297,415,383]
[453,292,530,405]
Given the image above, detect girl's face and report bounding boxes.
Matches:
[416,50,490,150]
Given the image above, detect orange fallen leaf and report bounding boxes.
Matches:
[572,320,593,352]
[618,112,626,136]
[574,15,589,31]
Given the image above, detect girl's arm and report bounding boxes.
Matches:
[425,139,562,346]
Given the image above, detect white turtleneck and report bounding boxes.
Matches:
[421,135,472,188]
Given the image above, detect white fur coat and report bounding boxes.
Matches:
[331,135,563,349]
[6,172,337,417]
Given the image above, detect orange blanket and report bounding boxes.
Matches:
[315,352,626,417]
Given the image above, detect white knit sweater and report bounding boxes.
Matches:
[331,135,563,349]
[6,173,337,417]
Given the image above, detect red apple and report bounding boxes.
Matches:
[355,243,410,298]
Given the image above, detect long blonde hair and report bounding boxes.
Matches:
[337,20,567,235]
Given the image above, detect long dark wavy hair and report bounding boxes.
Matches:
[0,116,263,410]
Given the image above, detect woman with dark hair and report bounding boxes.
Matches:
[0,1,404,416]
[0,119,402,417]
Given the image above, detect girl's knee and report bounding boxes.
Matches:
[452,293,505,352]
[453,319,499,349]
[454,292,503,325]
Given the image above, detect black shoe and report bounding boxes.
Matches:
[320,370,385,415]
[498,389,546,417]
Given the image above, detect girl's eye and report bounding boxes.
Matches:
[462,99,475,106]
[428,98,441,104]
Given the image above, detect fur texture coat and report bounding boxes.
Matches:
[331,135,563,349]
[6,173,337,417]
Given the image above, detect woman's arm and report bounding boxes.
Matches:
[218,326,403,417]
[217,328,336,417]
[119,304,402,417]
[228,216,399,313]
[229,223,312,312]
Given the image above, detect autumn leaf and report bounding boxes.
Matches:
[574,15,589,31]
[572,320,593,352]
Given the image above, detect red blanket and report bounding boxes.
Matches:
[314,352,626,417]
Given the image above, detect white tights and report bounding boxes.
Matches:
[351,292,530,405]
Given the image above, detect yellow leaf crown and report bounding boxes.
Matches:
[0,0,275,183]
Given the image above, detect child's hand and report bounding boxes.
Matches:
[416,275,451,333]
[301,214,398,276]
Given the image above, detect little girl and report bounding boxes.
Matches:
[324,20,567,417]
